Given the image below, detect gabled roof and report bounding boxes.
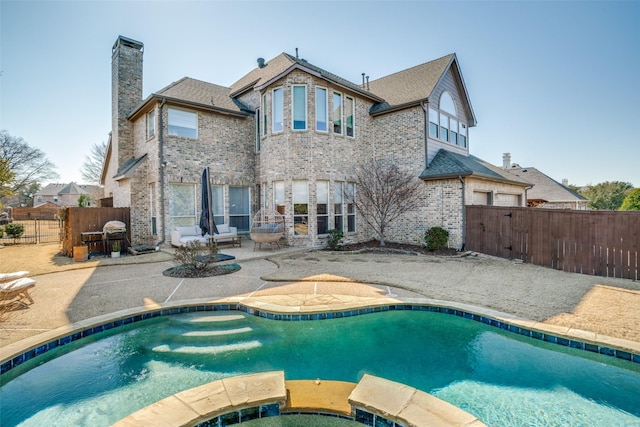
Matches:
[230,53,384,102]
[420,149,531,186]
[368,54,476,124]
[128,78,252,120]
[114,154,148,181]
[508,167,587,202]
[58,182,83,195]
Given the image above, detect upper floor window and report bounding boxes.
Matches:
[345,96,355,137]
[146,110,155,139]
[262,94,268,136]
[459,123,467,147]
[428,107,439,139]
[255,108,261,152]
[333,92,342,135]
[168,108,197,139]
[292,85,307,130]
[440,92,456,115]
[272,88,283,133]
[316,87,328,132]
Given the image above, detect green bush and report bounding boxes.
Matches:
[0,225,4,239]
[326,229,344,250]
[5,223,25,242]
[173,240,219,270]
[424,226,449,251]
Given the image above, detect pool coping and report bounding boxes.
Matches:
[2,294,640,375]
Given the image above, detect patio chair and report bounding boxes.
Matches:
[1,271,36,306]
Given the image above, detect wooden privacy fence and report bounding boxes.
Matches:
[62,207,130,257]
[465,206,639,280]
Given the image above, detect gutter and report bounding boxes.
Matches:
[459,175,466,251]
[157,97,167,246]
[421,101,429,169]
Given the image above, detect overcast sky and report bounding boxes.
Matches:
[1,0,639,187]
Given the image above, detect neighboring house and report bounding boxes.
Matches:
[34,182,103,207]
[102,36,530,249]
[503,153,587,209]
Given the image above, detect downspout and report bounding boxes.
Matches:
[421,101,429,168]
[524,185,533,207]
[157,97,167,245]
[459,175,465,251]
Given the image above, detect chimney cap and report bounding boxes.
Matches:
[257,58,266,68]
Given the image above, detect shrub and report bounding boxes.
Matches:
[173,241,219,270]
[0,225,3,239]
[326,229,344,250]
[4,223,25,243]
[424,226,449,251]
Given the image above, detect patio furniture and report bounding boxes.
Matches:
[0,271,36,306]
[250,210,285,251]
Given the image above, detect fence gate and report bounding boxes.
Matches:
[465,206,639,280]
[0,219,63,245]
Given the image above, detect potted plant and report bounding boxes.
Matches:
[111,241,121,258]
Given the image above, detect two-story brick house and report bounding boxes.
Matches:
[102,36,529,249]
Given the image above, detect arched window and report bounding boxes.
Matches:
[439,91,456,115]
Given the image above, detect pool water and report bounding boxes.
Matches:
[1,311,639,426]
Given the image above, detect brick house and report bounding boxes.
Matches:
[34,182,102,207]
[102,36,529,249]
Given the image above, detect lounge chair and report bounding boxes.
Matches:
[1,271,36,306]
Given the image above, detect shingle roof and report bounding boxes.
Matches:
[114,154,148,180]
[368,54,454,109]
[230,53,383,102]
[230,53,296,95]
[508,167,587,202]
[156,77,249,113]
[420,149,531,186]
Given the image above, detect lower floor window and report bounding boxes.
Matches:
[168,183,196,227]
[293,181,309,235]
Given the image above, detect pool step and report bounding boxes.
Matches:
[181,327,253,337]
[185,314,247,323]
[152,340,262,355]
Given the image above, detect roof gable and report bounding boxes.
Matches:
[421,149,530,186]
[509,167,587,202]
[368,54,476,124]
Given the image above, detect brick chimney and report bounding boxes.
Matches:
[502,153,511,170]
[111,36,143,169]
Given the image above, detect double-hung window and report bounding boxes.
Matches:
[428,107,439,139]
[316,181,329,235]
[255,108,261,152]
[272,87,283,133]
[315,87,328,132]
[262,94,268,136]
[292,85,307,130]
[274,181,285,215]
[439,114,449,142]
[450,118,458,145]
[212,185,225,226]
[345,96,355,137]
[459,123,467,147]
[293,181,308,235]
[346,182,356,232]
[168,108,197,139]
[146,110,155,139]
[333,92,342,135]
[169,183,196,227]
[333,181,343,231]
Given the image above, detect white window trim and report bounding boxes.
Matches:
[261,94,268,137]
[272,87,284,134]
[315,86,329,133]
[291,84,308,131]
[146,110,155,140]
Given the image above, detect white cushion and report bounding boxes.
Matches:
[1,277,36,291]
[216,224,230,234]
[0,271,29,283]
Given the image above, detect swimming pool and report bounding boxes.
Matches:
[1,308,639,426]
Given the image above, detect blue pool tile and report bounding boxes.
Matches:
[616,350,631,361]
[599,346,616,357]
[570,340,584,350]
[531,331,543,340]
[557,337,570,347]
[35,345,47,356]
[220,411,240,425]
[1,361,11,374]
[355,409,374,426]
[633,354,640,364]
[82,329,94,338]
[260,403,280,417]
[585,343,599,353]
[239,406,260,422]
[544,334,557,344]
[375,414,395,426]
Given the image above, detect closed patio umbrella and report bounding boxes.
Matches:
[199,167,218,236]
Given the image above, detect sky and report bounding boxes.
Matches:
[1,0,639,188]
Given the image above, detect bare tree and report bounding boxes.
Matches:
[347,159,423,246]
[80,141,108,184]
[0,130,58,204]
